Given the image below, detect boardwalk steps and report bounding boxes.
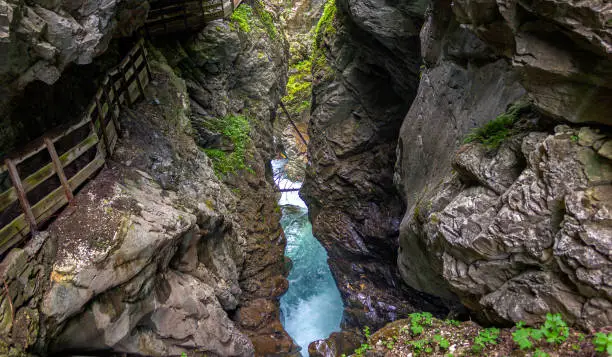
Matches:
[144,0,243,36]
[0,39,152,255]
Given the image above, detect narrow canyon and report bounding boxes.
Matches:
[0,0,610,356]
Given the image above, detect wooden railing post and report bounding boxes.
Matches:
[44,138,74,203]
[93,103,112,158]
[101,78,121,136]
[119,65,131,107]
[142,41,153,82]
[5,159,37,235]
[130,53,146,101]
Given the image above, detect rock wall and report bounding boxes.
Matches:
[396,0,612,329]
[0,0,147,128]
[301,0,449,331]
[152,7,298,353]
[0,4,299,356]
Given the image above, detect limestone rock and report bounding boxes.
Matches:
[0,0,147,115]
[452,0,612,125]
[399,126,612,328]
[301,0,451,330]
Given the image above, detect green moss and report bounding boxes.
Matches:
[314,0,337,49]
[283,59,313,114]
[230,5,253,33]
[201,114,252,177]
[463,102,531,150]
[254,0,278,39]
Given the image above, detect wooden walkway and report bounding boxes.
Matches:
[0,39,152,255]
[145,0,244,36]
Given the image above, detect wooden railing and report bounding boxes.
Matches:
[144,0,243,36]
[0,39,152,255]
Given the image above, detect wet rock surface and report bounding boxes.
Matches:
[153,12,299,355]
[301,0,449,331]
[0,8,298,355]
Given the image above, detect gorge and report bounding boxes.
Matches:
[0,0,610,356]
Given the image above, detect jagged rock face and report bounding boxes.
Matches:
[155,15,298,355]
[396,0,612,329]
[452,0,612,125]
[0,10,297,356]
[0,0,148,114]
[301,0,448,330]
[0,60,255,356]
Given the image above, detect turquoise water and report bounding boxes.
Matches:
[272,160,343,356]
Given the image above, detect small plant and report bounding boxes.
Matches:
[472,327,500,353]
[202,114,252,177]
[354,343,371,357]
[571,134,579,142]
[384,338,395,349]
[445,319,461,327]
[434,334,450,350]
[463,102,531,149]
[540,313,569,344]
[181,353,187,357]
[230,5,253,32]
[533,349,550,357]
[410,339,430,355]
[513,326,535,350]
[593,332,612,355]
[409,312,433,336]
[363,325,371,338]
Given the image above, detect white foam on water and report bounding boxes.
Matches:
[272,159,344,356]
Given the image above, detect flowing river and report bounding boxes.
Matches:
[272,159,343,356]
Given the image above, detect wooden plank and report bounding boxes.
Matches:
[0,153,105,254]
[142,45,153,81]
[0,133,98,213]
[132,58,146,99]
[0,214,28,255]
[5,159,37,235]
[95,98,112,157]
[44,138,74,202]
[105,118,118,154]
[50,114,92,145]
[68,155,105,191]
[10,143,46,166]
[101,78,121,135]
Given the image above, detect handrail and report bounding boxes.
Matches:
[144,0,238,36]
[0,38,152,255]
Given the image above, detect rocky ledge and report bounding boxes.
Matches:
[395,0,611,329]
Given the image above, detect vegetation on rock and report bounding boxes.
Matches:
[230,5,253,33]
[345,313,608,356]
[310,0,336,82]
[314,0,337,48]
[202,114,253,177]
[282,59,312,114]
[463,102,531,149]
[230,2,278,40]
[254,0,278,39]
